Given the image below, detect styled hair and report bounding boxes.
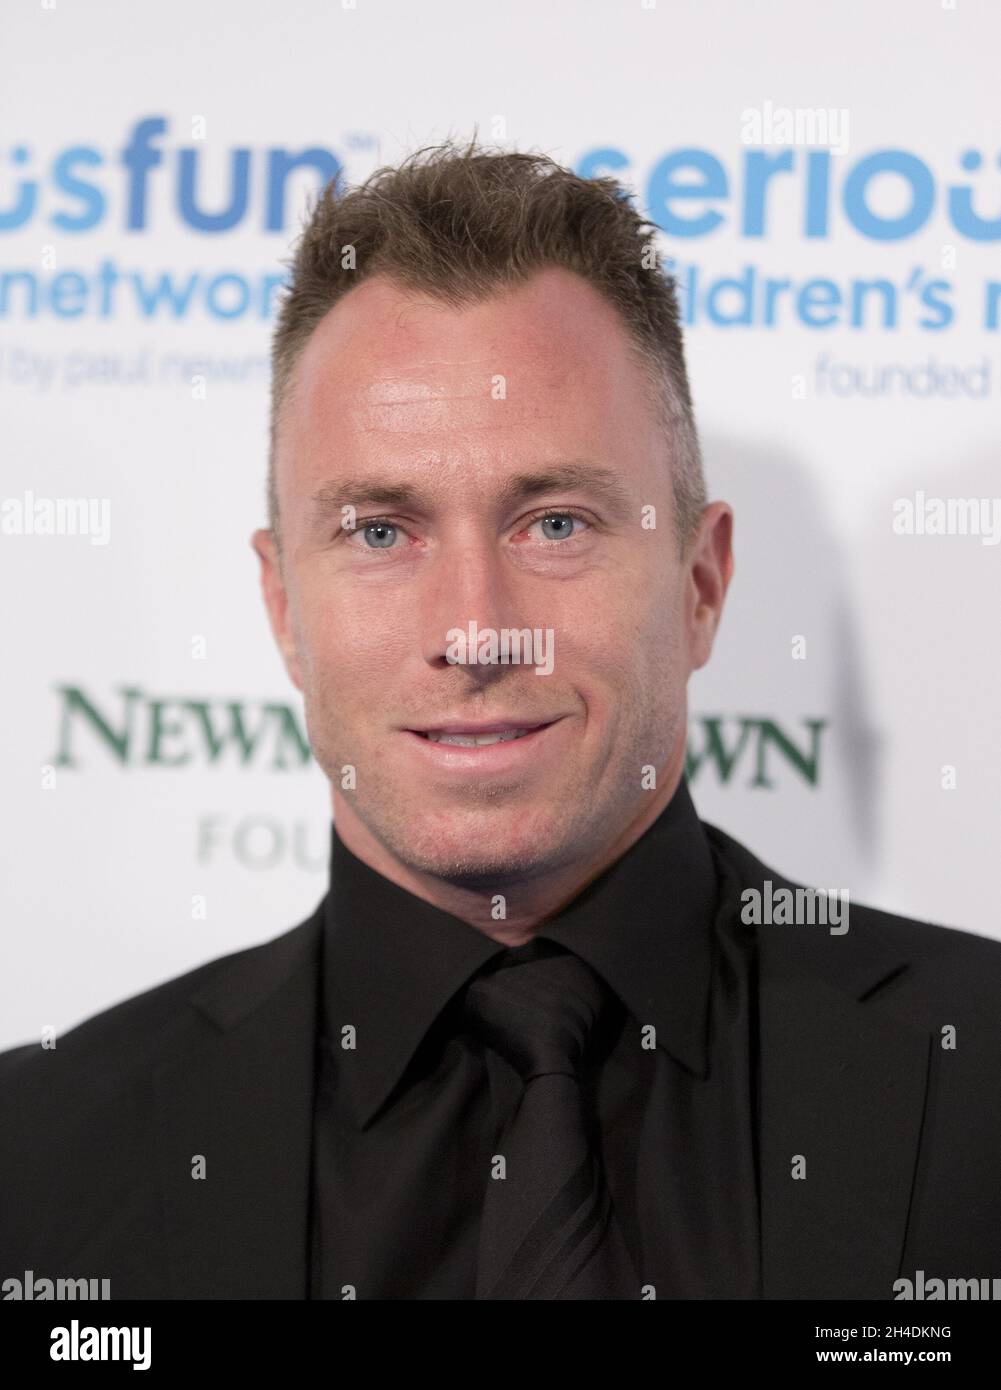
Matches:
[268,135,706,550]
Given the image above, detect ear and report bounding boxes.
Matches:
[685,501,734,672]
[251,528,303,691]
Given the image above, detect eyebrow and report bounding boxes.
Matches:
[307,462,634,520]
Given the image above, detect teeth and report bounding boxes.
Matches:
[426,729,531,746]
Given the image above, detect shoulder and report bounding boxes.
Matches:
[0,902,321,1277]
[0,906,323,1098]
[701,819,1001,994]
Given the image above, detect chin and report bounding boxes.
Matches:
[380,801,570,887]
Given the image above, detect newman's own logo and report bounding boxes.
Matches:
[52,684,311,770]
[686,715,825,788]
[50,685,826,785]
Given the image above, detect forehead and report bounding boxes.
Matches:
[281,266,654,452]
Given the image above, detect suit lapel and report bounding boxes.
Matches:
[756,943,931,1298]
[705,824,932,1300]
[153,908,324,1298]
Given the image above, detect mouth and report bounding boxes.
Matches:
[399,717,567,776]
[411,728,547,750]
[404,719,559,748]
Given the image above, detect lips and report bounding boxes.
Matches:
[406,719,557,747]
[401,717,565,773]
[424,728,533,746]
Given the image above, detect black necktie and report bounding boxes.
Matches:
[461,940,638,1299]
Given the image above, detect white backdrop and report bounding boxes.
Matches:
[2,0,999,1049]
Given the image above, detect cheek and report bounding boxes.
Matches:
[571,592,685,727]
[293,580,407,684]
[553,574,678,676]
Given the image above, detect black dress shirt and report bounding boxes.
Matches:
[309,776,761,1299]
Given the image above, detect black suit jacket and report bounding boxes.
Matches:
[3,822,1000,1300]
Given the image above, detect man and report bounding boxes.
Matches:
[2,139,1000,1301]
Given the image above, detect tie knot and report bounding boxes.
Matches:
[461,942,609,1082]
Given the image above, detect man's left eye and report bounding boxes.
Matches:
[361,521,399,548]
[530,513,586,541]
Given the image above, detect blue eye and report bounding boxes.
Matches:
[363,521,398,548]
[535,513,581,541]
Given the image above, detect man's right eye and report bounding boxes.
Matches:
[346,519,401,549]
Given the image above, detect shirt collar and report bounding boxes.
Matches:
[322,777,719,1129]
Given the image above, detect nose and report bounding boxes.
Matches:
[417,532,525,676]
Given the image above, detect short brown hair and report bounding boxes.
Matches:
[268,135,706,550]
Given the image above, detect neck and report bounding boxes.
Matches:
[330,739,687,947]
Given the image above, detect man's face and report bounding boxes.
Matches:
[255,267,731,887]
